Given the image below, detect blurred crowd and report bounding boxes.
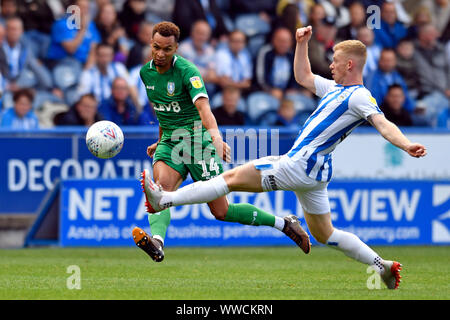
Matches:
[0,0,449,130]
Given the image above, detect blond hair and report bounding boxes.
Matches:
[333,40,367,70]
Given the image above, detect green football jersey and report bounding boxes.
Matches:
[139,55,208,133]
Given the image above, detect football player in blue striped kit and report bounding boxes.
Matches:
[141,26,427,289]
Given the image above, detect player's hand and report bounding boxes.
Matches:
[213,138,231,163]
[405,143,427,158]
[295,26,313,44]
[147,142,159,158]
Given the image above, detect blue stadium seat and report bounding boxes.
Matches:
[234,14,271,38]
[210,92,247,112]
[32,90,63,110]
[52,58,82,91]
[285,93,316,112]
[246,91,280,123]
[257,110,278,126]
[1,91,13,110]
[64,87,80,107]
[248,34,267,58]
[16,69,37,88]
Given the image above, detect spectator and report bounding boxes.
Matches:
[307,3,326,28]
[0,0,17,24]
[77,43,130,104]
[54,93,102,126]
[172,0,229,42]
[357,26,381,79]
[212,86,245,126]
[395,39,420,97]
[146,0,176,22]
[178,20,218,95]
[255,27,299,100]
[127,44,159,125]
[337,1,366,41]
[46,0,101,68]
[118,0,146,41]
[98,77,139,125]
[17,0,62,60]
[365,48,415,113]
[308,16,337,79]
[95,3,128,63]
[275,0,315,37]
[215,30,252,91]
[320,0,350,29]
[274,98,298,128]
[367,47,414,108]
[414,23,450,118]
[126,21,153,69]
[373,2,408,49]
[232,0,278,19]
[1,17,53,92]
[380,84,413,127]
[129,45,151,110]
[423,0,450,34]
[0,88,39,129]
[17,0,60,35]
[406,6,432,40]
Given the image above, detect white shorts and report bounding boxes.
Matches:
[252,155,330,214]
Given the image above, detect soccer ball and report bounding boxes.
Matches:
[86,120,124,159]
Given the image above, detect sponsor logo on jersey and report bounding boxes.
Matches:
[190,76,203,89]
[167,82,175,96]
[146,85,155,90]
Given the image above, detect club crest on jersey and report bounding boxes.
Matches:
[336,91,351,103]
[190,76,203,89]
[167,82,175,96]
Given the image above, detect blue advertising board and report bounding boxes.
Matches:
[0,128,295,214]
[59,179,450,246]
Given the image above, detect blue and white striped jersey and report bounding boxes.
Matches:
[287,75,382,182]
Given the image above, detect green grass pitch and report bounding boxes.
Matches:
[0,246,448,300]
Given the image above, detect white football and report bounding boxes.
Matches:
[86,121,124,159]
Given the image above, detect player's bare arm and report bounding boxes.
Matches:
[293,26,316,93]
[368,113,427,158]
[195,97,231,163]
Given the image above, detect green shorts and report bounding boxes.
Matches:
[153,129,224,182]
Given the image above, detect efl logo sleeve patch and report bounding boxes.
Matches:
[190,76,203,89]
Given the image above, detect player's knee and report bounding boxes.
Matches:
[222,169,238,191]
[210,206,227,221]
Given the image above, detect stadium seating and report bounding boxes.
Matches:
[210,91,247,112]
[246,91,280,124]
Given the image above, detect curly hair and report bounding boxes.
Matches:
[152,21,180,42]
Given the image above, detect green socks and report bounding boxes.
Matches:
[148,204,281,242]
[224,203,276,227]
[148,209,171,241]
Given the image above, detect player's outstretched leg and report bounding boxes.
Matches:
[305,212,402,289]
[141,169,311,253]
[132,227,164,262]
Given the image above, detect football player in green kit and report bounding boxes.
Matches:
[132,22,310,262]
